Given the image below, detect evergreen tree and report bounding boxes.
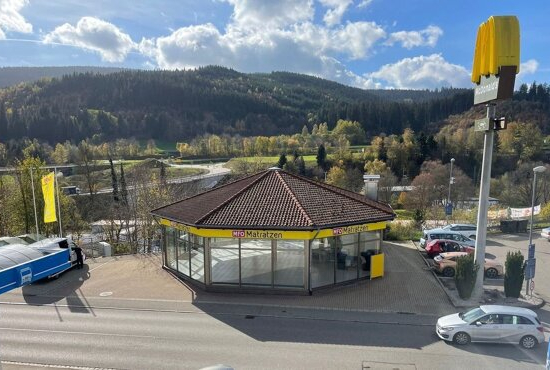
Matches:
[109,158,119,202]
[297,156,306,175]
[0,101,7,141]
[160,160,167,186]
[120,163,128,206]
[316,144,327,169]
[277,153,287,168]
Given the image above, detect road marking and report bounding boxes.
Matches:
[1,360,118,370]
[0,327,157,339]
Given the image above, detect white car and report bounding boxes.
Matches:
[420,228,475,248]
[541,227,550,241]
[436,305,545,349]
[442,224,477,239]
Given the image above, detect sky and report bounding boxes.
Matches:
[0,0,548,90]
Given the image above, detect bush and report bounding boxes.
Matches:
[385,221,422,241]
[455,254,479,299]
[504,251,525,298]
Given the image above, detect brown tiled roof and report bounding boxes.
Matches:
[151,168,395,230]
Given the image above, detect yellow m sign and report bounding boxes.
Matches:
[471,16,520,84]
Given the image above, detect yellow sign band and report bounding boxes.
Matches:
[158,218,386,240]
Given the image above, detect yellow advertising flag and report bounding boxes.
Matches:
[41,172,57,223]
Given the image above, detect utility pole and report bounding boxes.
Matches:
[446,158,455,221]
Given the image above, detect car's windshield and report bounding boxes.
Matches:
[460,307,485,322]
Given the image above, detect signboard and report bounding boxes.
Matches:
[525,258,536,280]
[445,203,453,216]
[474,118,490,132]
[471,16,519,105]
[528,244,535,259]
[510,205,541,219]
[158,218,387,240]
[370,253,384,279]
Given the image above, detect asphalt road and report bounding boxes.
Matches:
[0,301,546,370]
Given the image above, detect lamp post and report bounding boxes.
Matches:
[446,158,455,220]
[526,165,546,296]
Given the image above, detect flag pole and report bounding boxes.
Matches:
[54,167,63,237]
[29,168,40,236]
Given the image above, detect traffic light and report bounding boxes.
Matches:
[471,16,520,84]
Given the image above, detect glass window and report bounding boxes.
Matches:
[311,237,336,288]
[274,240,304,288]
[240,239,272,286]
[462,307,485,323]
[336,234,358,283]
[190,236,205,283]
[210,238,240,284]
[177,231,190,276]
[517,316,534,325]
[165,227,177,270]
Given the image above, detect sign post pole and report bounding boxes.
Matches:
[472,103,495,300]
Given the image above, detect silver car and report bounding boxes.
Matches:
[436,305,545,349]
[420,228,475,248]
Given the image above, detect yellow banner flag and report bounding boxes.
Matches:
[41,172,57,223]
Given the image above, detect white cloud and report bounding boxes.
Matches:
[0,0,33,35]
[386,25,443,49]
[318,0,353,27]
[368,54,470,89]
[43,17,136,63]
[357,0,373,8]
[225,0,314,30]
[515,59,539,88]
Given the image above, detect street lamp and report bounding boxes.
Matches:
[526,165,546,296]
[446,158,455,219]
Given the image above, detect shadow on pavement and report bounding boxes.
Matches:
[21,264,92,314]
[449,340,547,365]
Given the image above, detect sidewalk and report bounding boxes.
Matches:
[1,241,455,316]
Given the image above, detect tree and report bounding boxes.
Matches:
[403,172,437,214]
[159,161,167,186]
[0,101,7,140]
[277,153,287,168]
[109,158,119,202]
[120,163,128,206]
[296,156,306,176]
[316,144,327,170]
[326,165,364,192]
[332,119,366,145]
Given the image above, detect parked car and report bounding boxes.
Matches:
[433,252,503,278]
[436,305,545,349]
[541,227,550,241]
[442,224,477,239]
[420,229,475,248]
[425,239,474,258]
[0,236,29,247]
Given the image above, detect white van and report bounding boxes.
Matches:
[420,228,475,248]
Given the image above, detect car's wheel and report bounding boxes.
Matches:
[520,335,538,349]
[453,332,470,345]
[442,267,455,277]
[485,268,499,279]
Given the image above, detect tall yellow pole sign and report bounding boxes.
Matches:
[472,16,520,105]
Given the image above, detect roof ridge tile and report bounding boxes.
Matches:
[195,170,271,224]
[275,171,314,226]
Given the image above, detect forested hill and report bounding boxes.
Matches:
[0,66,125,88]
[0,66,474,144]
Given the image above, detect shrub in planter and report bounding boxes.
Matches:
[504,251,525,298]
[455,253,479,299]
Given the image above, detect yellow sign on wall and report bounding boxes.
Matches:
[158,218,387,240]
[471,16,520,84]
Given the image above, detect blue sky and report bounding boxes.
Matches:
[0,0,547,89]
